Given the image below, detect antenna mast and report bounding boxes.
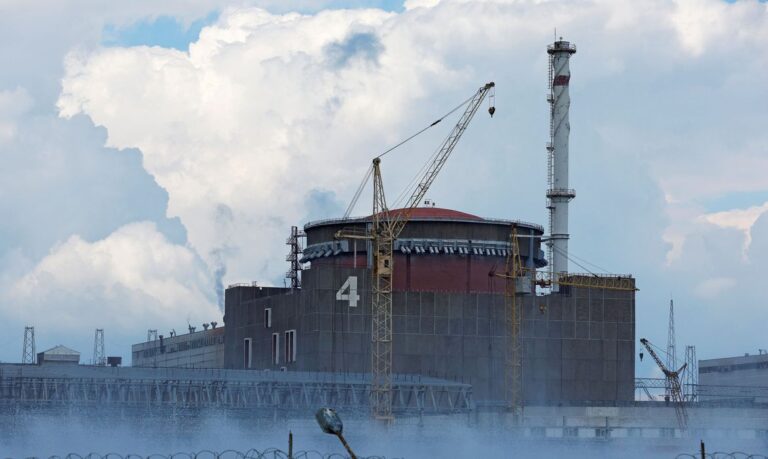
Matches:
[667,299,677,397]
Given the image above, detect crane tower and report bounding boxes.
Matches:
[546,38,577,279]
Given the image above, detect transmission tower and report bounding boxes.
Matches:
[22,326,36,364]
[147,329,158,342]
[684,345,698,402]
[285,225,304,289]
[666,299,677,398]
[92,329,105,366]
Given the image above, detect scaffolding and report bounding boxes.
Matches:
[286,226,304,289]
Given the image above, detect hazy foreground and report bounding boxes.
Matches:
[2,410,763,458]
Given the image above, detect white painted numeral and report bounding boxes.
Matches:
[336,276,360,307]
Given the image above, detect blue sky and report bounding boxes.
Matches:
[102,12,221,51]
[100,1,406,50]
[1,0,767,374]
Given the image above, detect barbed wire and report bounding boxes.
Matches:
[675,453,768,459]
[2,450,393,459]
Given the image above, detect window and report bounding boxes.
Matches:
[243,338,252,369]
[285,330,297,363]
[272,333,280,365]
[265,308,272,328]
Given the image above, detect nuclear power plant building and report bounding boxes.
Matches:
[224,208,636,405]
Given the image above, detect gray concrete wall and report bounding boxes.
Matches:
[224,264,635,404]
[132,328,225,369]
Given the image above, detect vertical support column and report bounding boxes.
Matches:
[546,39,577,281]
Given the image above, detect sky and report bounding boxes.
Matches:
[0,0,767,376]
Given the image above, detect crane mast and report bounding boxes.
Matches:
[367,82,495,421]
[640,338,688,430]
[504,226,523,416]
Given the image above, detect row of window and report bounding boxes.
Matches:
[243,330,296,369]
[137,335,224,359]
[700,360,768,373]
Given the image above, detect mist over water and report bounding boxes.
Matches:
[2,410,764,458]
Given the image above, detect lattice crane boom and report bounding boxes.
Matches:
[387,82,495,239]
[640,338,688,430]
[366,82,495,421]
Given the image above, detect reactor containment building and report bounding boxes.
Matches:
[224,206,636,405]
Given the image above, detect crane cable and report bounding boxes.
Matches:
[376,92,476,160]
[343,164,373,219]
[551,245,613,275]
[342,91,478,218]
[551,245,597,276]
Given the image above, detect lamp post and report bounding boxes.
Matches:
[315,407,357,459]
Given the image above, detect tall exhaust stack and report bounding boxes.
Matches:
[546,38,576,281]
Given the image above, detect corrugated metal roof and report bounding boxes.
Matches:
[40,345,80,356]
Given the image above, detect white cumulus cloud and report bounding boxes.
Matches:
[5,222,219,332]
[57,6,461,285]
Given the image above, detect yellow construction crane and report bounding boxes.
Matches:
[640,337,688,430]
[492,229,637,417]
[490,225,525,416]
[339,82,496,421]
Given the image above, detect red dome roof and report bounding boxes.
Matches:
[381,207,483,221]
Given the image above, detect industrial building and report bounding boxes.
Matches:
[36,345,80,365]
[697,352,768,402]
[131,325,225,369]
[224,207,636,404]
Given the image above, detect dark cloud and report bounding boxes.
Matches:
[326,32,384,68]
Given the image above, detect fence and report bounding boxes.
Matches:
[2,450,393,459]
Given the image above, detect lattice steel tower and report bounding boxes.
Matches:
[147,329,158,342]
[93,328,105,366]
[667,301,677,370]
[666,299,677,398]
[22,326,36,364]
[546,38,577,280]
[684,345,698,402]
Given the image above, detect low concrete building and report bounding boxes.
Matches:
[37,345,80,365]
[131,326,225,369]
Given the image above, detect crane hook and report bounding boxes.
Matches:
[488,85,496,117]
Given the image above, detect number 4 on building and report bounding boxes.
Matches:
[336,276,360,307]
